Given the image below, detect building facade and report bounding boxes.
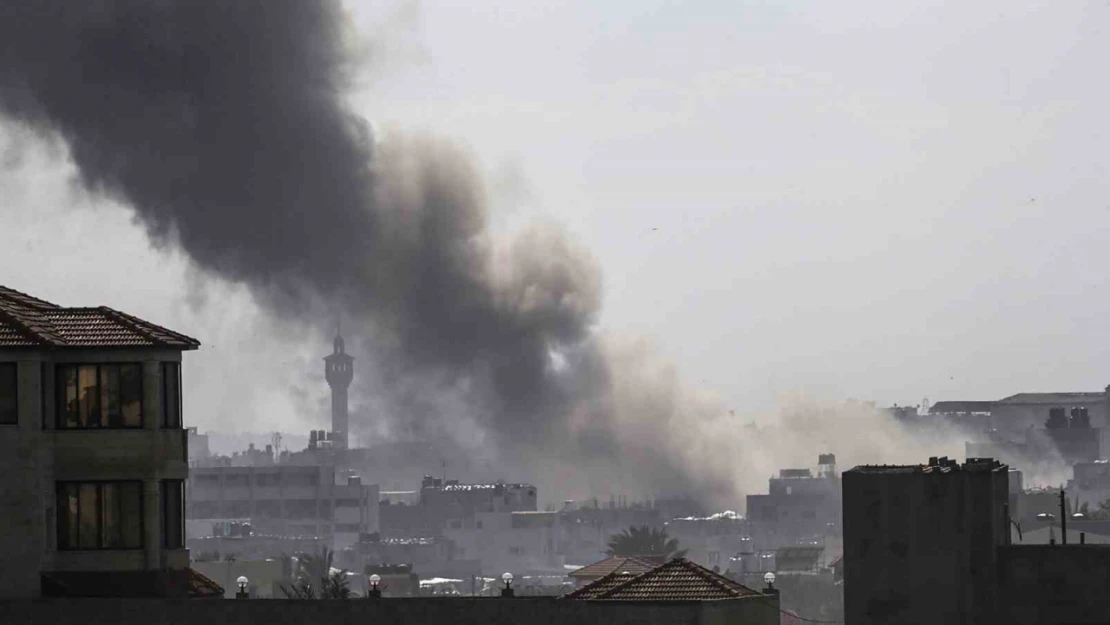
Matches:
[843,457,1010,625]
[0,285,199,597]
[746,454,841,549]
[186,464,379,551]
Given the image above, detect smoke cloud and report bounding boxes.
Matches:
[0,1,974,507]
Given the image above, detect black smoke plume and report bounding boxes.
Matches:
[0,0,741,504]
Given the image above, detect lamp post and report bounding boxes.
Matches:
[236,576,250,599]
[763,572,778,595]
[368,574,382,599]
[501,572,514,598]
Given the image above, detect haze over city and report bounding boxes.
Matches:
[3,1,1110,504]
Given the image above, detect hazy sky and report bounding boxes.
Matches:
[3,0,1110,439]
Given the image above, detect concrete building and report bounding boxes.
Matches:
[0,284,202,597]
[843,457,1010,625]
[187,464,379,551]
[445,510,565,576]
[666,510,750,571]
[993,391,1110,431]
[186,427,211,466]
[746,454,841,549]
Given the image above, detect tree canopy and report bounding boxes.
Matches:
[606,524,687,559]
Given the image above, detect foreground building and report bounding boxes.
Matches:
[844,455,1110,625]
[843,457,1009,625]
[0,285,213,597]
[565,557,780,624]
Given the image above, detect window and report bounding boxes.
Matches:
[57,364,142,429]
[40,362,48,429]
[57,482,142,550]
[0,362,16,424]
[162,362,181,428]
[162,480,184,549]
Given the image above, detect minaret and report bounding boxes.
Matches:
[324,329,354,450]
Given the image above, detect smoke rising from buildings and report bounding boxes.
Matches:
[0,1,978,506]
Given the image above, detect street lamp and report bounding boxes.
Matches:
[501,572,514,598]
[236,576,249,599]
[763,572,777,594]
[368,574,382,599]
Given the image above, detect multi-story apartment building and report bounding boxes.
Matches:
[0,285,205,597]
[186,464,379,551]
[746,454,842,549]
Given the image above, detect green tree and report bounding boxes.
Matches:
[606,525,687,559]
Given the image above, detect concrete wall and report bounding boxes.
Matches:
[996,544,1110,625]
[0,597,782,625]
[0,348,189,598]
[843,464,1009,625]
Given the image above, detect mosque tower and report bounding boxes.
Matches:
[324,329,354,450]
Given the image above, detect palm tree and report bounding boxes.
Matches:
[281,546,351,599]
[606,525,687,559]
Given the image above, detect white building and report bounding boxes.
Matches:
[0,284,208,597]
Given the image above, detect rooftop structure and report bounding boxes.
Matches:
[564,557,766,602]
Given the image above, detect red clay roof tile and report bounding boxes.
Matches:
[0,285,199,349]
[565,558,763,602]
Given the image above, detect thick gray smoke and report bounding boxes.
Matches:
[0,0,736,504]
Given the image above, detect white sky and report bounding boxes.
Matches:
[3,0,1110,437]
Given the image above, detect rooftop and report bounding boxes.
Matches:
[848,457,1007,475]
[930,400,994,414]
[565,558,763,602]
[0,284,199,349]
[996,392,1106,405]
[567,555,662,580]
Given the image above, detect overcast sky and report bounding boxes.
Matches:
[3,0,1110,439]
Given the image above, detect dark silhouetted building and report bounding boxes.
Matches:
[843,457,1009,625]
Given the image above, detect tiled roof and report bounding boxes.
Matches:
[565,558,763,602]
[0,285,199,349]
[568,555,662,579]
[565,572,637,598]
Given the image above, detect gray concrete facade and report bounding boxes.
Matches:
[0,347,191,598]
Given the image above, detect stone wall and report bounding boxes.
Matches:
[2,597,781,625]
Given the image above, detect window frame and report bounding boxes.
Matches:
[56,480,144,551]
[0,361,17,425]
[55,363,144,430]
[161,479,185,549]
[161,361,182,429]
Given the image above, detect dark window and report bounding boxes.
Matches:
[162,362,181,428]
[0,362,16,424]
[56,364,143,429]
[57,482,142,550]
[162,480,184,549]
[40,362,48,429]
